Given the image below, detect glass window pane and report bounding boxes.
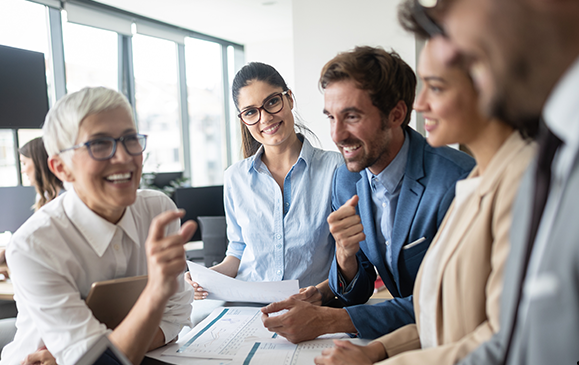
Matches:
[185,38,225,186]
[132,34,182,173]
[0,130,17,187]
[63,22,118,92]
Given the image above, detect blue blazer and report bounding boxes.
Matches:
[328,127,475,338]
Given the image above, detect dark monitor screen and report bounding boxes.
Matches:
[0,186,36,233]
[0,44,49,129]
[173,186,224,242]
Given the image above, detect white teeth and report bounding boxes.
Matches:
[424,118,437,127]
[106,172,131,182]
[342,145,361,153]
[263,122,281,133]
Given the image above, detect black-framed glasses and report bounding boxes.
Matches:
[413,0,445,38]
[238,91,289,126]
[59,133,148,161]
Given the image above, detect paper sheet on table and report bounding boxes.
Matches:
[163,307,277,359]
[231,338,369,365]
[187,261,299,303]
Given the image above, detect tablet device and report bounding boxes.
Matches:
[85,275,148,330]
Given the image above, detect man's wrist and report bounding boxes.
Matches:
[323,308,357,334]
[336,253,359,284]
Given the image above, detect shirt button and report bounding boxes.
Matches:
[276,270,281,275]
[276,234,282,240]
[285,202,289,206]
[385,241,390,246]
[114,244,120,251]
[382,202,387,208]
[276,244,282,249]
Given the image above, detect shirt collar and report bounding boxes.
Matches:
[543,56,579,150]
[63,189,140,257]
[249,135,311,173]
[366,130,410,192]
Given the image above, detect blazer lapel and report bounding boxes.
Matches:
[391,128,426,283]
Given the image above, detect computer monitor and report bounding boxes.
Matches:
[172,186,224,242]
[0,186,36,233]
[0,45,49,129]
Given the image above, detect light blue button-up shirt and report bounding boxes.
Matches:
[224,138,344,287]
[367,131,409,273]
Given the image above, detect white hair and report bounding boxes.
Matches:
[42,87,134,165]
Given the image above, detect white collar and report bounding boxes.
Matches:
[543,56,579,150]
[63,189,140,257]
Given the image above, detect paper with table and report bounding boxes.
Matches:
[158,306,363,364]
[187,261,299,303]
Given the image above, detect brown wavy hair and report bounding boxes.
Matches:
[19,137,63,211]
[319,46,416,128]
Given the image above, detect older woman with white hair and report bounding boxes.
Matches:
[1,87,196,365]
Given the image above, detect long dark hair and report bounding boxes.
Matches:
[19,137,63,211]
[232,62,317,158]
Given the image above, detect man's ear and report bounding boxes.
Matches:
[388,100,408,128]
[48,155,74,183]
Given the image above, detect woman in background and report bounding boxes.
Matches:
[19,137,64,211]
[187,62,343,303]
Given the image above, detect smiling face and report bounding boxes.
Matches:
[415,39,488,148]
[324,79,405,175]
[59,107,142,223]
[236,81,296,151]
[20,155,36,187]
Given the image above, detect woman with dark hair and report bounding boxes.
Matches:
[315,37,536,365]
[19,137,64,211]
[187,62,343,301]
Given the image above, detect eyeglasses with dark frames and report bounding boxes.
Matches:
[413,0,445,38]
[238,91,289,126]
[59,133,148,161]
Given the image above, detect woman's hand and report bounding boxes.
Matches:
[21,347,56,365]
[314,340,385,365]
[145,210,197,303]
[184,272,208,300]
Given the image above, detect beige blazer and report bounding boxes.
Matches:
[374,132,536,365]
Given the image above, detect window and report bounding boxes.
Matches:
[185,38,226,186]
[0,130,17,187]
[132,34,182,173]
[63,22,118,93]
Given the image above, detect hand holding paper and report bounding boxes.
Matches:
[186,261,299,303]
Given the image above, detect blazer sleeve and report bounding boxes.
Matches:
[345,296,415,339]
[374,162,521,365]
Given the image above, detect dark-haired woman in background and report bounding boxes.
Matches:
[19,137,64,211]
[187,62,343,302]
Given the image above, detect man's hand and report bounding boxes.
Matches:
[145,210,197,302]
[292,286,323,306]
[261,298,356,343]
[314,340,384,365]
[327,195,365,282]
[21,347,56,365]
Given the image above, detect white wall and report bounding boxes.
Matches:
[292,0,418,151]
[244,37,295,89]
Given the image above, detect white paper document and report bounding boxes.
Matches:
[232,338,369,365]
[187,261,299,303]
[163,307,277,360]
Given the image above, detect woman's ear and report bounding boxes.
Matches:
[287,90,294,110]
[48,156,74,183]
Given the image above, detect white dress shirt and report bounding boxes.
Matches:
[1,189,193,365]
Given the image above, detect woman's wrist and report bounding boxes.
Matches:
[367,341,388,362]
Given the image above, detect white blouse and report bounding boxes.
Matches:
[1,189,193,365]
